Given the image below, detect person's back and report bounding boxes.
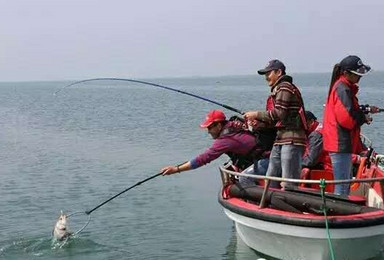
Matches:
[323,76,365,154]
[302,111,331,170]
[194,120,262,171]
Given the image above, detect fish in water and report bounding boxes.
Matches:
[53,210,72,241]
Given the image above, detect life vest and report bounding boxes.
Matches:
[272,81,307,131]
[222,119,273,170]
[266,95,274,111]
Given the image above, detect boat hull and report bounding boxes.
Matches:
[224,208,384,260]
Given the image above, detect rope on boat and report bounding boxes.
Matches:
[320,179,336,260]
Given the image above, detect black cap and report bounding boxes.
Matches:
[305,111,317,121]
[340,55,371,76]
[257,59,286,75]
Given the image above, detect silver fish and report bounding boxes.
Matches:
[53,210,72,241]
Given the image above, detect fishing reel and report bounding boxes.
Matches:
[229,115,245,123]
[359,104,384,114]
[360,104,373,114]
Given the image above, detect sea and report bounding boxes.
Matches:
[0,72,384,260]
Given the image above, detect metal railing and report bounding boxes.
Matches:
[219,166,384,209]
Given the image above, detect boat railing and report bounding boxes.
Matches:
[220,166,384,185]
[219,166,384,209]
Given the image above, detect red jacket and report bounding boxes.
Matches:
[322,75,366,153]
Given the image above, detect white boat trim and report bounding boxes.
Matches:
[224,208,384,260]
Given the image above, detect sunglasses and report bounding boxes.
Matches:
[207,122,219,130]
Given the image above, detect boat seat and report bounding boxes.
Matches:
[300,169,335,192]
[347,195,366,205]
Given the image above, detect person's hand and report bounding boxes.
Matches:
[352,154,361,164]
[300,168,311,179]
[243,111,259,121]
[161,166,179,176]
[369,105,380,114]
[231,120,247,130]
[365,114,373,125]
[356,155,361,164]
[248,119,259,128]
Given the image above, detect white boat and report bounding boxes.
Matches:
[218,154,384,260]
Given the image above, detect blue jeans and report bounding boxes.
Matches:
[239,158,269,186]
[329,152,352,195]
[266,145,304,189]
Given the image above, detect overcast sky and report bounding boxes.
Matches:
[1,0,383,81]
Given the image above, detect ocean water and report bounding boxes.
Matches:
[0,73,383,260]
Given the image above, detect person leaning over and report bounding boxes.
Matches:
[244,60,307,190]
[323,55,379,195]
[161,110,269,183]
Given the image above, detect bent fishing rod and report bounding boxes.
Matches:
[55,78,244,115]
[85,172,162,215]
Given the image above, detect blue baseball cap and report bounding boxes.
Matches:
[257,59,286,75]
[340,55,371,76]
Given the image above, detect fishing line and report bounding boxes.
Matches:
[54,78,244,115]
[67,212,92,236]
[60,172,163,237]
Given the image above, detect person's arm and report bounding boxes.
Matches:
[302,132,323,168]
[334,85,365,129]
[351,154,361,165]
[161,138,232,176]
[246,88,295,124]
[161,161,192,175]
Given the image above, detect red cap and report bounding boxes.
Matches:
[200,109,226,128]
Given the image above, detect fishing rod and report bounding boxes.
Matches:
[85,172,162,215]
[55,173,162,239]
[55,78,244,115]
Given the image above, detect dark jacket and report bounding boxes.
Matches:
[302,121,331,169]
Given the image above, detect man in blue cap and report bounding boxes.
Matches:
[244,59,307,189]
